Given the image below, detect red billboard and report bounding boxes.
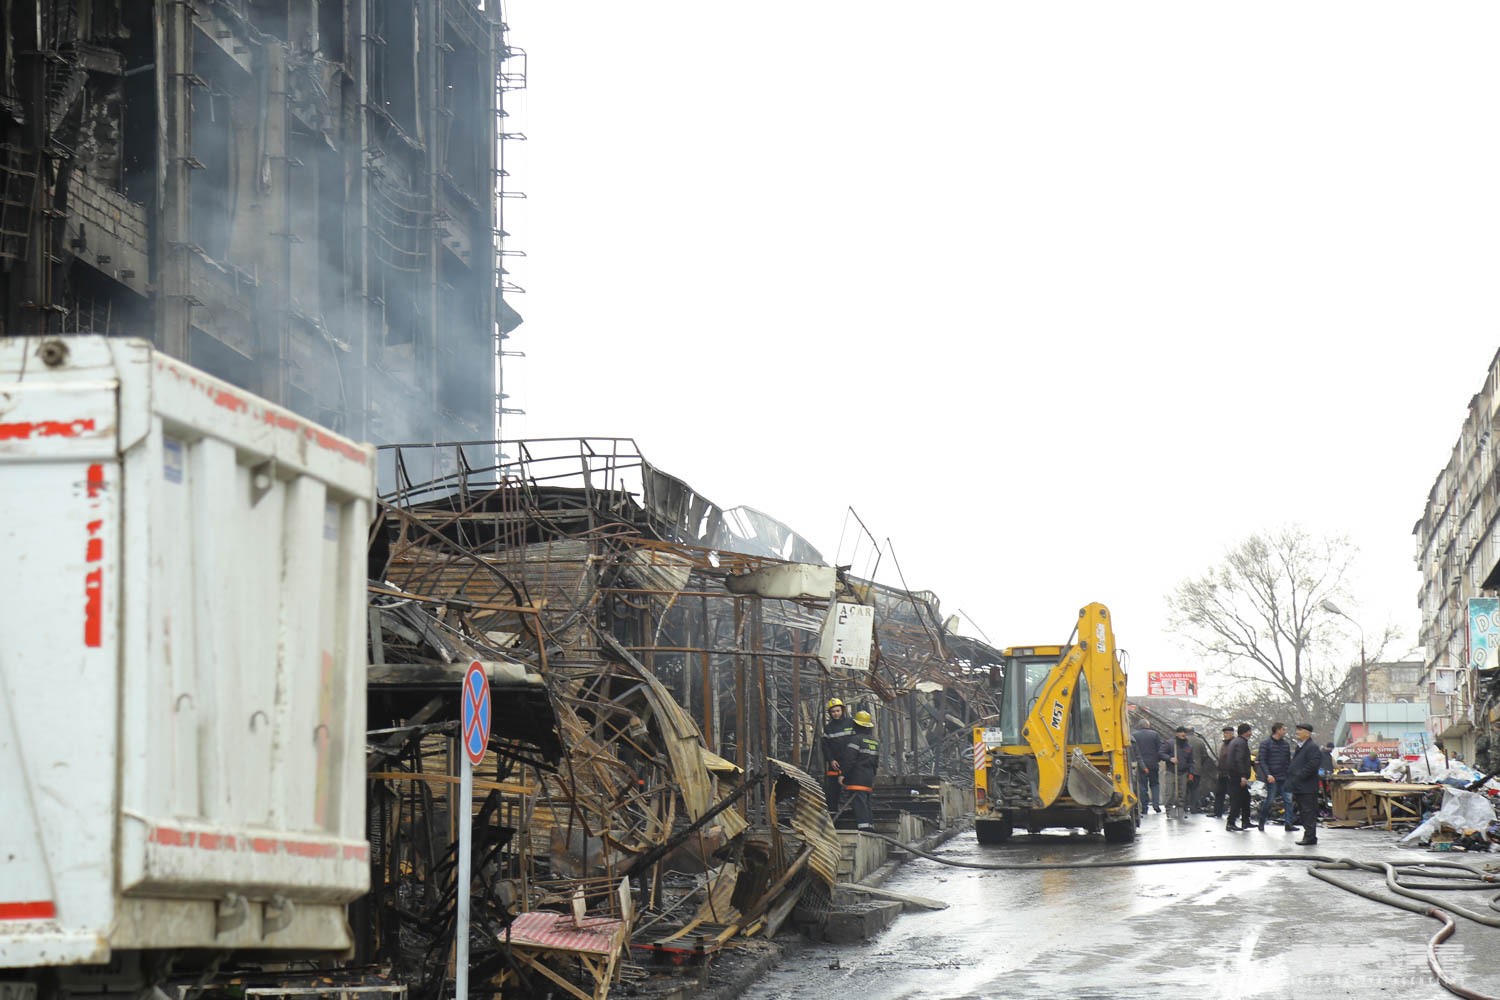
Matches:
[1147,671,1199,698]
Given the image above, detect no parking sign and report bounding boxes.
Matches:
[462,660,490,765]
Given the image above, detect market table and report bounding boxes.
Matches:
[1337,780,1432,830]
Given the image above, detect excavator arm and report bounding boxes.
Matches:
[1020,603,1125,808]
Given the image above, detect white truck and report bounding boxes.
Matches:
[0,338,374,996]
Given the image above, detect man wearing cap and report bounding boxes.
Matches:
[1287,722,1322,845]
[821,698,854,814]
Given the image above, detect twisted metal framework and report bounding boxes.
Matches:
[366,437,1006,996]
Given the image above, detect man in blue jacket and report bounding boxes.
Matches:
[1132,724,1165,814]
[1287,722,1323,846]
[1256,723,1295,832]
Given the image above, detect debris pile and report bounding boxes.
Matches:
[1400,786,1500,852]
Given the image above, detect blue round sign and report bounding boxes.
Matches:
[462,661,490,765]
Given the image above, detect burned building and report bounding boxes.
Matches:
[0,0,524,442]
[359,438,995,997]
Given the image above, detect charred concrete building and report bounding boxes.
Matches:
[0,0,524,442]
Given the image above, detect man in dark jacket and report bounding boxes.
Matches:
[1165,726,1195,814]
[821,698,854,814]
[843,710,880,831]
[1256,723,1294,831]
[1287,722,1323,845]
[1132,724,1165,814]
[1319,742,1336,802]
[1225,722,1254,831]
[1212,726,1234,817]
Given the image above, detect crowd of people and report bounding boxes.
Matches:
[1131,719,1337,846]
[820,697,1382,846]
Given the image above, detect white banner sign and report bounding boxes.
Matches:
[818,601,874,671]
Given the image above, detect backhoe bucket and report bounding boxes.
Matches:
[1065,748,1115,807]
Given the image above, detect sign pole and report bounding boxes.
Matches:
[456,750,472,1000]
[456,661,490,1000]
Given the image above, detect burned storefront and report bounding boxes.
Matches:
[362,437,998,998]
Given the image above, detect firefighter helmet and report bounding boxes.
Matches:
[853,710,874,727]
[826,697,844,710]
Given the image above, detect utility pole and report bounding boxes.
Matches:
[1322,600,1367,742]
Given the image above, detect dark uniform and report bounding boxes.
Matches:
[821,704,854,813]
[844,718,880,830]
[1226,728,1253,830]
[1131,726,1164,813]
[1212,730,1234,817]
[1287,726,1322,845]
[1165,730,1195,811]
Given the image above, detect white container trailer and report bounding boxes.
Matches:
[0,338,374,984]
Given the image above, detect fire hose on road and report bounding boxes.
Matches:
[869,831,1500,1000]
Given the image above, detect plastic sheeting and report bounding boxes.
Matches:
[1381,747,1482,785]
[1399,786,1498,844]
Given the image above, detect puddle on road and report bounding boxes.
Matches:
[739,820,1489,999]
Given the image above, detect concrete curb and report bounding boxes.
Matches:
[692,939,783,1000]
[858,823,965,890]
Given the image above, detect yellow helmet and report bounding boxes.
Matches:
[853,710,874,727]
[826,698,844,710]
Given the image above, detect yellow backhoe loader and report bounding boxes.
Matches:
[972,602,1138,843]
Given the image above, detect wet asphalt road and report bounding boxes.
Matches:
[739,811,1500,1000]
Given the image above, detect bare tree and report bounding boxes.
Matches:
[1166,526,1393,729]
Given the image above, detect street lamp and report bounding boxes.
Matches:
[1321,599,1367,744]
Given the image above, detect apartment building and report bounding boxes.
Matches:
[1414,348,1500,758]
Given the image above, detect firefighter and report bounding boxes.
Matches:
[821,698,855,814]
[843,710,880,831]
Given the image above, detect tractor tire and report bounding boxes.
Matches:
[975,818,1013,844]
[1103,818,1136,844]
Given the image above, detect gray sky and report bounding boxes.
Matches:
[498,1,1498,698]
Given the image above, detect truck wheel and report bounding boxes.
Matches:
[975,818,1013,844]
[1103,818,1136,844]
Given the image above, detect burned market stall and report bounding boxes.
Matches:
[364,438,1002,997]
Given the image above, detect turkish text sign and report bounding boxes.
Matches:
[818,601,874,671]
[1147,671,1198,698]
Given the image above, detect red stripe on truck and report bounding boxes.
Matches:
[0,900,57,920]
[149,825,367,862]
[154,358,368,466]
[84,467,106,647]
[0,418,97,440]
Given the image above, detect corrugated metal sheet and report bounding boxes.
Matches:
[768,758,840,888]
[614,636,749,841]
[504,910,623,955]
